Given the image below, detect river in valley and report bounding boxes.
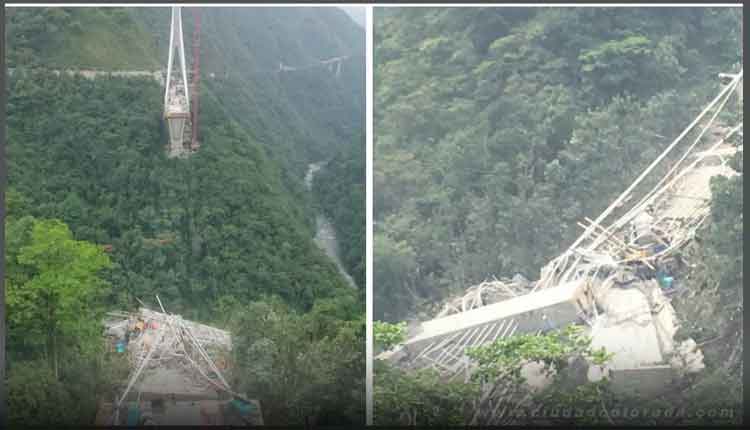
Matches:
[305,162,357,289]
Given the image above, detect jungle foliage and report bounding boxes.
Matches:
[374,325,617,425]
[374,7,742,322]
[6,6,365,426]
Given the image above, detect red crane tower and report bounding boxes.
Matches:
[190,8,201,152]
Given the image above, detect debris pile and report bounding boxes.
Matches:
[588,275,700,397]
[99,302,263,426]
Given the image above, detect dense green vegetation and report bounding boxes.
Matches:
[7,7,365,181]
[6,6,364,426]
[8,72,351,316]
[219,296,364,425]
[373,320,406,352]
[668,148,743,424]
[375,325,617,425]
[373,6,742,321]
[6,193,130,425]
[6,8,161,69]
[374,6,742,426]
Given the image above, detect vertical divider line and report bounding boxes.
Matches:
[365,4,374,427]
[0,4,6,427]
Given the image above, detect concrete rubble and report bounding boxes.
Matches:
[670,339,706,375]
[584,276,698,397]
[382,266,706,400]
[98,307,264,426]
[489,271,698,396]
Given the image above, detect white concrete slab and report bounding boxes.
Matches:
[406,280,587,347]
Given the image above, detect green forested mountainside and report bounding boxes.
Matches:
[6,7,365,179]
[138,7,364,75]
[7,73,351,317]
[206,59,365,199]
[373,7,742,322]
[180,6,366,181]
[6,8,162,69]
[6,6,364,426]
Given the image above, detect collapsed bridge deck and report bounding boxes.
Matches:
[379,70,742,425]
[99,306,263,426]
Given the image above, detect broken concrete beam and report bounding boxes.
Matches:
[402,280,590,354]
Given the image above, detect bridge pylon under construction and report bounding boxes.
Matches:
[164,6,200,158]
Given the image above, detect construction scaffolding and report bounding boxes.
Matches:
[101,299,263,426]
[534,70,743,294]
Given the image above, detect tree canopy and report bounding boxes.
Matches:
[6,6,365,425]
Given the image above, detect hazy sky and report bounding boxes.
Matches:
[338,6,365,28]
